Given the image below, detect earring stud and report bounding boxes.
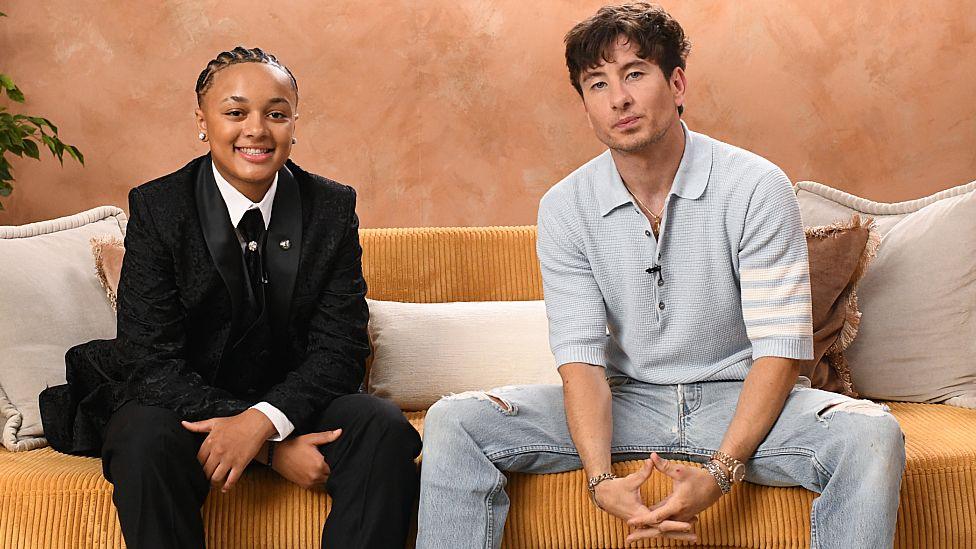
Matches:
[198,132,207,142]
[291,137,297,145]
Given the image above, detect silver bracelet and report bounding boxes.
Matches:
[703,461,732,494]
[587,472,617,508]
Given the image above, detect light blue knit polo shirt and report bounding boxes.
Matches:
[537,122,814,382]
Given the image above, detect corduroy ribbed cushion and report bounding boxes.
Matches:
[359,226,543,303]
[4,225,973,547]
[2,403,974,548]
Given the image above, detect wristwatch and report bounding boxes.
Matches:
[711,450,746,484]
[587,472,617,508]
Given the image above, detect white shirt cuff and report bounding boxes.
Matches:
[249,402,295,441]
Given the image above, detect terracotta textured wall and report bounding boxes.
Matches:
[1,1,974,227]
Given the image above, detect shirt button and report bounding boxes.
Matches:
[645,230,651,237]
[659,301,666,310]
[657,278,664,287]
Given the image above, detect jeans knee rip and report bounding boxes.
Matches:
[815,398,890,424]
[441,390,518,415]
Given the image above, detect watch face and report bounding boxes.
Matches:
[732,463,746,483]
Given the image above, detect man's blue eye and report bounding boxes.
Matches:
[627,72,643,80]
[591,82,607,90]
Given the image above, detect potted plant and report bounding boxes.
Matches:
[0,11,83,210]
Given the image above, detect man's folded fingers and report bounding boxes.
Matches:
[662,531,698,542]
[625,528,698,544]
[625,525,662,543]
[652,519,695,533]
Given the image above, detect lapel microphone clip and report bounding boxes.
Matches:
[645,265,664,284]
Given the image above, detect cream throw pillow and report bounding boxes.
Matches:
[796,180,976,407]
[0,206,127,451]
[366,299,561,411]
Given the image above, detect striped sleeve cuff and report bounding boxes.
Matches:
[751,336,814,361]
[552,345,607,369]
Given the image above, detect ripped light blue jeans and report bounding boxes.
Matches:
[416,378,905,549]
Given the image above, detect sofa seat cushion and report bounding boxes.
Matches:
[1,404,973,548]
[0,411,423,548]
[501,401,976,548]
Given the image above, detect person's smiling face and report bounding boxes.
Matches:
[579,36,685,154]
[195,62,297,195]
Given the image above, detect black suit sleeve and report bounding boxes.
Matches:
[116,187,250,420]
[262,188,370,430]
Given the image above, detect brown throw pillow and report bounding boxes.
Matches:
[90,236,125,312]
[801,214,879,396]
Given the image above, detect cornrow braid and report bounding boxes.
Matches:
[195,46,298,105]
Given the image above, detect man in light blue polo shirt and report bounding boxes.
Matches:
[416,4,906,548]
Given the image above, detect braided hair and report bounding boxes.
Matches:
[195,46,298,105]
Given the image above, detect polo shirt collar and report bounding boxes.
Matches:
[597,120,712,217]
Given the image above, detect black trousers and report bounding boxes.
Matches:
[101,394,422,549]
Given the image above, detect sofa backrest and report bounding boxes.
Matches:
[360,226,543,303]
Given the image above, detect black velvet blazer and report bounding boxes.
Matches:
[40,155,370,455]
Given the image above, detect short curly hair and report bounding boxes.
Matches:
[564,3,691,113]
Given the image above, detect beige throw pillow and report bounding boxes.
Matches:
[796,180,976,407]
[0,206,127,451]
[365,299,561,411]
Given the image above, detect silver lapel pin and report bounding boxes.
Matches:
[247,241,258,252]
[279,239,291,250]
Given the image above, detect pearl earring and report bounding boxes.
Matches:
[291,137,297,145]
[198,132,207,142]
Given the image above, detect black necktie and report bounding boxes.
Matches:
[237,208,266,307]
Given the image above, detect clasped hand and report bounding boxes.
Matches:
[182,409,341,493]
[594,452,724,545]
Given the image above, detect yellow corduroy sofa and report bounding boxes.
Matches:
[1,226,975,548]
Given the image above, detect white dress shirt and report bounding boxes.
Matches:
[212,164,295,441]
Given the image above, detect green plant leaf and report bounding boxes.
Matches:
[28,116,57,133]
[6,125,24,146]
[22,139,39,159]
[0,75,25,102]
[6,87,24,103]
[65,144,84,165]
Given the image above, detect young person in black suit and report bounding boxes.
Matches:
[39,47,421,549]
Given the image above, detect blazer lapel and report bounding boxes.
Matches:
[265,164,303,332]
[195,157,248,340]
